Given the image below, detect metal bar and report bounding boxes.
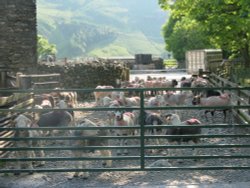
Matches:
[1,105,250,113]
[0,156,140,162]
[1,144,250,151]
[1,124,249,131]
[1,155,250,162]
[1,86,250,93]
[1,166,250,174]
[139,90,145,170]
[1,134,250,141]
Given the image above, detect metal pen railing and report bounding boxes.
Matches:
[0,86,250,174]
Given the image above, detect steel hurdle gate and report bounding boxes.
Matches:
[0,86,250,174]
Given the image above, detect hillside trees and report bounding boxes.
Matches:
[37,35,57,60]
[159,0,250,66]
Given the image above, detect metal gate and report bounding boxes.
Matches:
[0,86,250,175]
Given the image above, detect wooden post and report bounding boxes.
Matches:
[198,69,203,77]
[19,75,32,89]
[248,96,250,115]
[0,71,7,88]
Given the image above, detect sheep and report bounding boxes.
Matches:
[191,76,210,96]
[54,91,78,109]
[40,99,53,109]
[94,85,114,106]
[146,95,165,113]
[144,112,164,135]
[118,92,140,107]
[144,112,164,148]
[101,96,113,106]
[162,113,202,162]
[191,76,209,88]
[13,114,45,175]
[144,78,178,96]
[121,81,144,96]
[192,93,231,122]
[205,89,221,97]
[37,108,74,136]
[70,118,112,179]
[106,102,121,127]
[163,91,193,106]
[34,94,55,108]
[162,79,178,89]
[58,99,75,117]
[163,113,202,143]
[180,77,192,88]
[113,110,136,155]
[147,95,165,106]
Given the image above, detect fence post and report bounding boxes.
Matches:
[139,89,145,170]
[237,86,241,115]
[0,71,7,88]
[248,96,250,115]
[18,75,32,89]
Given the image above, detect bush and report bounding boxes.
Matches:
[163,59,178,68]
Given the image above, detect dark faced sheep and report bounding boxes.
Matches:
[37,109,74,136]
[163,113,202,144]
[162,113,202,162]
[144,111,164,148]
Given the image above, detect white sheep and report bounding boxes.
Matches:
[94,85,114,106]
[13,114,45,175]
[147,95,165,113]
[113,110,136,155]
[163,91,193,106]
[70,118,112,178]
[119,92,140,107]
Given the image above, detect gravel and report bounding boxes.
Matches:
[1,98,250,188]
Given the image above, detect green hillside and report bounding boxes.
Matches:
[37,0,169,58]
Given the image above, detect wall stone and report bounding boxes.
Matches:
[0,0,37,72]
[31,60,129,99]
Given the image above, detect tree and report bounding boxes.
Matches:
[159,0,250,66]
[162,15,214,63]
[37,35,57,60]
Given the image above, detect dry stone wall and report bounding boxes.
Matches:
[34,60,129,98]
[0,0,37,72]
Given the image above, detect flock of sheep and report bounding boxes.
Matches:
[11,75,232,178]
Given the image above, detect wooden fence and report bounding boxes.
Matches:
[16,73,61,89]
[0,92,34,158]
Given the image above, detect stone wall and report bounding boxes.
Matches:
[32,60,129,99]
[0,0,37,72]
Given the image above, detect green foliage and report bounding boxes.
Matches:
[162,15,214,61]
[163,59,178,67]
[37,35,57,59]
[159,0,250,66]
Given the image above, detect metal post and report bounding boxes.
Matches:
[139,89,145,170]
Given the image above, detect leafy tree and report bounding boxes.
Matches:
[159,0,250,66]
[163,15,213,63]
[37,35,57,60]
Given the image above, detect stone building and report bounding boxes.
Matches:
[0,0,37,73]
